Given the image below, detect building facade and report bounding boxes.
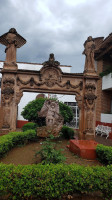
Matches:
[94,33,112,126]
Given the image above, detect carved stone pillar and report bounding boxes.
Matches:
[10,90,23,131]
[1,76,23,131]
[83,83,97,140]
[1,78,15,129]
[0,28,26,132]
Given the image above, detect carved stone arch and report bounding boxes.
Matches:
[0,39,99,140]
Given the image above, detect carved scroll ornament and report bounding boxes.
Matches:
[15,90,23,105]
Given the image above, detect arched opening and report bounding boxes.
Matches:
[17,91,79,130]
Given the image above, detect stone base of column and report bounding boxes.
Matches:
[3,62,18,70]
[83,129,95,140]
[83,70,97,76]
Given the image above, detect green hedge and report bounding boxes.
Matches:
[0,163,112,199]
[0,130,37,158]
[22,122,38,132]
[1,132,112,199]
[61,125,74,139]
[96,144,112,165]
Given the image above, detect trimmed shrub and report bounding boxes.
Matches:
[0,130,37,158]
[61,125,74,139]
[22,122,38,132]
[0,163,112,199]
[96,144,112,165]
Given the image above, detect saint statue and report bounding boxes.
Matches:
[0,28,26,65]
[5,28,17,63]
[83,36,95,72]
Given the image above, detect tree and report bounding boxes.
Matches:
[21,98,73,126]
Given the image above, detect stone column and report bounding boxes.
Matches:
[83,82,97,140]
[0,28,26,132]
[82,36,98,140]
[1,75,23,131]
[75,94,83,139]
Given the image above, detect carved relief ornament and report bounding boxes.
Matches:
[17,75,83,92]
[84,83,97,134]
[1,78,15,106]
[40,66,62,87]
[84,83,97,110]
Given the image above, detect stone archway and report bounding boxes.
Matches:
[0,29,99,140]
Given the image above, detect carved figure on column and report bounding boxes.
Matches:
[83,36,95,72]
[1,78,15,128]
[84,83,97,136]
[0,28,26,66]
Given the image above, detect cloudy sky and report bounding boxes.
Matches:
[0,0,111,73]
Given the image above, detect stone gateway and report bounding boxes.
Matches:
[0,29,99,140]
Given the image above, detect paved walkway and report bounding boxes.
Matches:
[95,135,112,146]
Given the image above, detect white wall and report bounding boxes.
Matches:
[101,113,112,123]
[102,73,112,90]
[0,61,71,73]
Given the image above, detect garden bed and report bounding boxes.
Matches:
[0,137,101,166]
[0,130,112,199]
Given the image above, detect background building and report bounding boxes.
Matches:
[95,33,112,126]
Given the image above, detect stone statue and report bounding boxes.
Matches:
[5,28,17,63]
[0,28,26,65]
[83,36,95,72]
[37,99,64,137]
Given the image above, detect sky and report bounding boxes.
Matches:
[0,0,112,73]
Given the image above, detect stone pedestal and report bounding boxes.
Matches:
[37,125,61,138]
[3,62,18,70]
[68,140,98,160]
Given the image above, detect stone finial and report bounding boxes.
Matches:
[43,53,60,67]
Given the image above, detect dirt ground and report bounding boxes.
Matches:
[0,134,109,166]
